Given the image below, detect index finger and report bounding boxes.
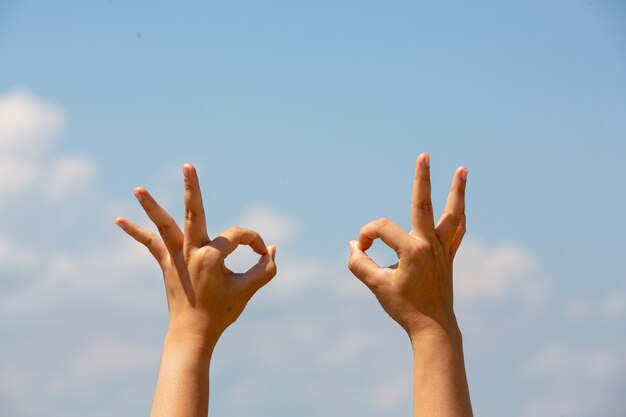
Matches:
[358,218,410,255]
[183,164,210,253]
[411,153,436,238]
[212,226,268,257]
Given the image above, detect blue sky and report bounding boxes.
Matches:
[1,1,625,416]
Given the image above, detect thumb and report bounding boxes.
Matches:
[348,240,382,290]
[240,244,277,293]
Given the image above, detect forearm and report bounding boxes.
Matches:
[410,323,473,417]
[150,330,218,417]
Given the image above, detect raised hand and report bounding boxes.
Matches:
[348,152,467,336]
[116,164,277,340]
[116,164,277,417]
[348,153,473,417]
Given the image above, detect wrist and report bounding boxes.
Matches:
[164,322,222,361]
[407,316,462,350]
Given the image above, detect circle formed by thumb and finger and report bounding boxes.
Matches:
[237,245,277,293]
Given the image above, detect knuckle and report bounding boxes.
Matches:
[157,222,171,237]
[143,234,157,249]
[184,208,193,222]
[414,198,433,215]
[184,180,197,192]
[375,218,392,234]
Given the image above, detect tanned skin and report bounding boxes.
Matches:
[348,153,473,417]
[116,164,277,417]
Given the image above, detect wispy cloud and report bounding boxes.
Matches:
[0,89,63,154]
[455,238,548,309]
[237,206,296,244]
[522,343,626,417]
[565,291,626,320]
[0,89,96,206]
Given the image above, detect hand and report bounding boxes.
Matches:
[348,153,467,339]
[115,164,277,345]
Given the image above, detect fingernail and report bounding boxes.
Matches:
[461,168,468,182]
[424,153,430,168]
[183,164,191,178]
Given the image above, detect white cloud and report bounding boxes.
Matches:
[59,334,160,391]
[0,235,162,417]
[0,234,40,270]
[600,292,626,318]
[454,238,547,308]
[522,343,626,417]
[369,373,411,410]
[43,155,97,201]
[237,206,295,244]
[0,155,41,198]
[565,291,626,320]
[0,89,63,155]
[213,298,412,416]
[0,332,160,417]
[263,257,328,299]
[524,344,626,380]
[0,88,96,205]
[0,238,158,320]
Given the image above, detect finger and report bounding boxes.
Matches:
[238,245,278,293]
[348,240,385,290]
[115,217,168,264]
[410,153,436,238]
[358,218,410,255]
[134,187,184,257]
[435,167,468,249]
[449,213,466,258]
[182,164,210,253]
[212,227,268,257]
